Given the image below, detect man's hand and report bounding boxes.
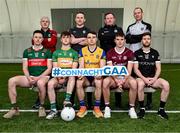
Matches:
[148,77,157,85]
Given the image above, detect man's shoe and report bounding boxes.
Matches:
[46,110,58,120]
[128,107,137,119]
[38,106,46,117]
[157,108,168,120]
[32,99,41,109]
[104,106,111,118]
[76,106,87,118]
[137,108,145,119]
[3,108,19,119]
[93,107,103,118]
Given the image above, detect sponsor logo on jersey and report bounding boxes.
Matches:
[35,52,39,57]
[28,59,47,66]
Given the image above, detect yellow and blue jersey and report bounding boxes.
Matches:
[79,46,106,68]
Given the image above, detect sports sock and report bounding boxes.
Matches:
[94,100,101,107]
[159,101,166,109]
[65,92,72,102]
[50,102,57,112]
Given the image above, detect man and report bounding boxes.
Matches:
[126,7,152,109]
[98,12,124,109]
[134,32,170,119]
[40,16,57,53]
[46,31,78,119]
[32,16,57,109]
[3,30,52,119]
[103,32,137,119]
[76,31,106,118]
[69,12,92,109]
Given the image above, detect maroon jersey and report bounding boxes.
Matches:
[107,47,134,66]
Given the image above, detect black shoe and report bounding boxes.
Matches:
[145,103,153,110]
[157,108,168,120]
[137,108,145,119]
[32,100,41,109]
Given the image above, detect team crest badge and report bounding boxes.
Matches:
[83,30,86,34]
[123,56,127,60]
[96,55,99,59]
[114,29,118,33]
[141,27,144,31]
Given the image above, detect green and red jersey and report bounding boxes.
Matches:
[23,47,52,76]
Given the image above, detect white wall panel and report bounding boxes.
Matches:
[1,0,180,63]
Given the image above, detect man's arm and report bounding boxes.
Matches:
[71,34,86,45]
[38,59,52,77]
[43,30,57,48]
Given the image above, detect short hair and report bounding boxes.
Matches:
[134,7,143,13]
[60,31,71,38]
[142,32,151,38]
[104,12,115,19]
[40,16,50,22]
[33,30,43,36]
[87,31,97,37]
[76,11,85,17]
[115,32,125,38]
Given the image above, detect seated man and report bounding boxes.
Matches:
[3,30,52,118]
[46,31,78,120]
[134,32,170,119]
[103,32,137,119]
[76,31,106,118]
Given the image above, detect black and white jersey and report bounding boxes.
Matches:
[134,48,160,77]
[126,21,152,52]
[126,21,152,44]
[69,26,90,52]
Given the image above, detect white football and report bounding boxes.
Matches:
[61,107,75,121]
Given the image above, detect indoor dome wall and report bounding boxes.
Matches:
[0,0,180,62]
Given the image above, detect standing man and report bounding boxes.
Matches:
[46,31,78,120]
[32,16,58,109]
[40,16,57,53]
[3,30,52,118]
[69,12,92,109]
[76,31,106,118]
[98,12,124,109]
[126,7,152,109]
[134,32,170,119]
[103,32,137,119]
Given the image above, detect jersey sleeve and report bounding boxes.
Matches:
[46,49,52,60]
[101,50,106,60]
[133,51,139,63]
[52,51,58,62]
[78,49,83,58]
[73,51,79,62]
[23,49,28,60]
[155,50,160,62]
[128,51,134,62]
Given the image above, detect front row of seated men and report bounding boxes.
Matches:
[3,30,170,120]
